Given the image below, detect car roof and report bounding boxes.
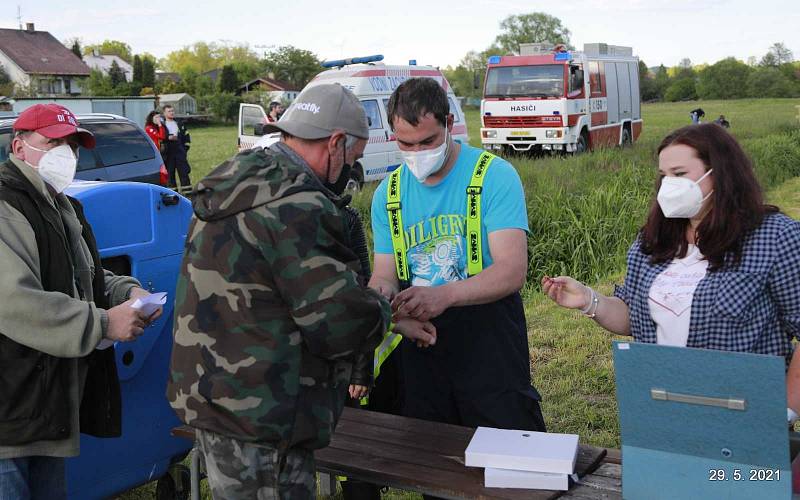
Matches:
[0,112,134,131]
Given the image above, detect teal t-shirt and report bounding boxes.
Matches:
[371,143,529,287]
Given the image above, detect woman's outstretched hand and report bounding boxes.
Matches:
[542,276,591,310]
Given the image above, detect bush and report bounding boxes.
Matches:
[696,58,751,100]
[744,130,800,188]
[664,78,697,102]
[198,93,242,122]
[746,67,798,98]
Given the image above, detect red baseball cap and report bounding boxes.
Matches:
[13,104,96,149]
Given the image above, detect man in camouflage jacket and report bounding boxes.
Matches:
[167,85,392,499]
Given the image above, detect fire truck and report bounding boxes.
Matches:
[480,43,642,155]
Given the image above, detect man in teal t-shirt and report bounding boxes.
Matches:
[372,142,529,287]
[369,78,546,439]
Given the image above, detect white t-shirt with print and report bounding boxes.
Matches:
[165,119,179,136]
[648,245,709,347]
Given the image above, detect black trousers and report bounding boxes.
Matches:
[164,141,191,188]
[341,347,403,500]
[402,293,545,500]
[403,292,546,430]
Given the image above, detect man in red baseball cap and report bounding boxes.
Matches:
[0,104,160,499]
[10,103,96,194]
[13,103,96,148]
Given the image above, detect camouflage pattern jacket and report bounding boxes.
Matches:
[167,144,390,450]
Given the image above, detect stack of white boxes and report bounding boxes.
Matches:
[464,427,579,490]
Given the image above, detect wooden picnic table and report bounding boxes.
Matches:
[173,407,622,499]
[317,408,620,499]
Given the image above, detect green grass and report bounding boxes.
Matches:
[186,124,239,182]
[120,99,800,498]
[771,177,800,219]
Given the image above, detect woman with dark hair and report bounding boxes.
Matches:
[543,124,800,415]
[144,110,166,153]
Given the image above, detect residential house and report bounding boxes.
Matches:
[156,71,181,84]
[83,51,133,82]
[238,76,299,104]
[0,23,91,96]
[202,68,222,85]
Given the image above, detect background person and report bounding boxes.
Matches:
[543,123,800,417]
[714,114,731,128]
[689,107,705,124]
[340,199,406,500]
[144,110,167,155]
[0,104,159,500]
[161,104,191,189]
[267,101,283,123]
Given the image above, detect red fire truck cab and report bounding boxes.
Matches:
[480,43,643,155]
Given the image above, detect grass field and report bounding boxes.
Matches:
[121,99,800,499]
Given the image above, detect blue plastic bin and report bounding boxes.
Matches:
[63,181,194,499]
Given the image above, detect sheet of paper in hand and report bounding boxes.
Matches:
[96,292,167,350]
[131,292,168,317]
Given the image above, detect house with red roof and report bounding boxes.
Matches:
[0,23,91,96]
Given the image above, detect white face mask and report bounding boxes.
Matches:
[23,141,77,194]
[401,130,450,183]
[657,169,713,219]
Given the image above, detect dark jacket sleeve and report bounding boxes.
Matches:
[342,206,376,387]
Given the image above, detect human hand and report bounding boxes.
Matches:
[106,300,149,342]
[375,283,396,301]
[392,286,452,322]
[127,288,164,324]
[541,275,591,310]
[393,318,437,348]
[349,385,369,400]
[371,280,397,301]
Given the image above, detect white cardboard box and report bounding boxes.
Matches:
[484,467,569,490]
[465,427,579,474]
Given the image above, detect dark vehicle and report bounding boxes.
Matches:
[0,113,168,185]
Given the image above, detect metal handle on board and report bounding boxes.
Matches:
[650,388,746,411]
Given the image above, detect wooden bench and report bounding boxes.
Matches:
[172,407,622,499]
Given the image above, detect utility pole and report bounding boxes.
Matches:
[16,5,22,30]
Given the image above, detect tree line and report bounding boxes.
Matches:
[639,45,798,102]
[441,14,799,102]
[60,38,323,122]
[3,15,787,122]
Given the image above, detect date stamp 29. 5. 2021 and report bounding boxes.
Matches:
[709,468,782,482]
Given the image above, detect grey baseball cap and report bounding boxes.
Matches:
[263,83,369,140]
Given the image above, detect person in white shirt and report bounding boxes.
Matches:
[162,105,191,189]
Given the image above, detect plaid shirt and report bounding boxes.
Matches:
[614,213,800,364]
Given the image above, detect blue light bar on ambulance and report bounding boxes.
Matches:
[554,51,571,61]
[487,55,502,64]
[321,55,384,68]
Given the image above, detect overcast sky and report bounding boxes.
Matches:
[2,0,797,69]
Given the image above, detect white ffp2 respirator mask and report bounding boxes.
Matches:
[656,169,713,218]
[401,131,451,182]
[23,141,78,194]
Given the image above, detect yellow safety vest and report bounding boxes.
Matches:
[386,150,496,280]
[359,329,402,407]
[360,152,496,408]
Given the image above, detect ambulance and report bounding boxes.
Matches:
[238,55,469,189]
[480,43,642,155]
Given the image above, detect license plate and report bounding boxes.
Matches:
[510,131,531,136]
